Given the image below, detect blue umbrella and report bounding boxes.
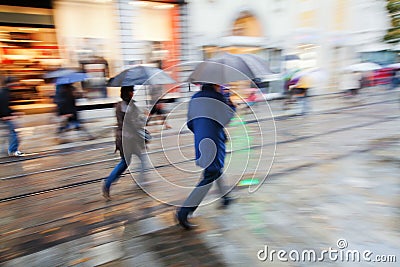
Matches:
[44,68,77,79]
[56,72,88,85]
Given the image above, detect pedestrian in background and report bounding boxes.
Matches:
[221,84,236,112]
[341,71,361,98]
[246,90,257,108]
[54,83,81,133]
[289,74,312,115]
[176,83,235,230]
[0,76,24,157]
[147,100,172,129]
[390,69,400,90]
[146,85,172,129]
[102,86,148,200]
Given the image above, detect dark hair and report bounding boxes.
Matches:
[120,86,134,103]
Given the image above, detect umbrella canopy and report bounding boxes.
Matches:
[187,53,273,84]
[107,65,176,87]
[44,68,77,79]
[56,72,88,85]
[342,62,381,72]
[283,68,301,80]
[290,68,327,87]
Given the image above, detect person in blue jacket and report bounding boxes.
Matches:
[176,83,235,230]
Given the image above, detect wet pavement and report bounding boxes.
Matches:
[0,87,399,266]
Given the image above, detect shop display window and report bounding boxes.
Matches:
[0,26,61,105]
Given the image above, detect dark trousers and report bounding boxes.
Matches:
[58,113,81,133]
[179,169,228,216]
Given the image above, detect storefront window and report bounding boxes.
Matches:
[0,26,61,104]
[133,1,181,81]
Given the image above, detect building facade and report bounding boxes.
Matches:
[0,0,393,102]
[184,0,391,92]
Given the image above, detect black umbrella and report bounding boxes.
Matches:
[188,53,273,84]
[107,65,176,87]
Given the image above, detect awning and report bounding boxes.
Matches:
[0,12,54,28]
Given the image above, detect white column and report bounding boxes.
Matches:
[114,0,147,69]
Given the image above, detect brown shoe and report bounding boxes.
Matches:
[102,184,111,201]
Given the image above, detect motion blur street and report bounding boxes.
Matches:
[1,87,399,266]
[1,1,400,265]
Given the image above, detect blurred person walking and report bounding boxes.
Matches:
[176,83,235,230]
[246,90,258,108]
[341,71,361,97]
[102,86,148,200]
[146,85,172,129]
[54,83,82,133]
[221,84,236,111]
[0,77,24,157]
[390,69,400,90]
[289,74,312,115]
[147,100,172,129]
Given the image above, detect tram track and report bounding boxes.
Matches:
[0,100,396,183]
[0,96,397,167]
[0,98,398,203]
[0,95,397,163]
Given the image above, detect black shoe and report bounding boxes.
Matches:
[102,184,111,201]
[218,196,236,209]
[175,210,198,230]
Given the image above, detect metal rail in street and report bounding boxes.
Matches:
[0,100,398,204]
[0,97,397,181]
[0,95,397,166]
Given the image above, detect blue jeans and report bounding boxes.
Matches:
[104,157,128,189]
[295,95,309,115]
[104,153,147,189]
[3,120,19,153]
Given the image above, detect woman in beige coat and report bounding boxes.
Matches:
[102,86,148,200]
